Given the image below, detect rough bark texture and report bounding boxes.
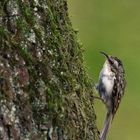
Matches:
[0,0,99,139]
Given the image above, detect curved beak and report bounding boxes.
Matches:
[100,51,109,59]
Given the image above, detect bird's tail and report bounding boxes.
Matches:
[100,112,113,140]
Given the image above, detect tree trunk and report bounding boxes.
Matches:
[0,0,99,139]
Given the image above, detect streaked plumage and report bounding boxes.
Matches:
[97,52,126,140]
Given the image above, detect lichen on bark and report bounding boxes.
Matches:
[0,0,99,139]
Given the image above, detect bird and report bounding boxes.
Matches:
[96,52,126,140]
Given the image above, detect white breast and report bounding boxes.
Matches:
[102,76,114,95]
[99,61,115,95]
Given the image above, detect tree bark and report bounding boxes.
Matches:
[0,0,99,139]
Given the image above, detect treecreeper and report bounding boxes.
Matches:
[96,52,126,140]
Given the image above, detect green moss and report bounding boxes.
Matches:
[0,0,98,139]
[0,26,4,36]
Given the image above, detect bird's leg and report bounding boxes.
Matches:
[93,96,103,102]
[93,96,107,107]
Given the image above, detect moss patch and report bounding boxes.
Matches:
[0,0,99,139]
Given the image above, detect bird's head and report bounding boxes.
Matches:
[100,51,122,70]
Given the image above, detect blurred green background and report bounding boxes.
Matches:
[68,0,140,140]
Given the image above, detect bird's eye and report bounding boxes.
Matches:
[109,60,114,65]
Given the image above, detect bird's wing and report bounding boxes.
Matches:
[111,71,126,117]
